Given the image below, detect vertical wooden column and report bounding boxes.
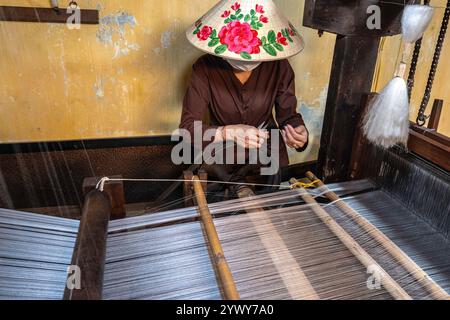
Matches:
[317,35,380,182]
[349,93,378,180]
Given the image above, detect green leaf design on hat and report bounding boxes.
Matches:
[215,44,228,55]
[263,44,277,56]
[268,30,276,44]
[208,38,220,47]
[240,52,252,60]
[273,43,284,52]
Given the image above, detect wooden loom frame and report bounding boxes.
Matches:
[64,172,450,300]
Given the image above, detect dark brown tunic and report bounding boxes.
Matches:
[180,54,307,168]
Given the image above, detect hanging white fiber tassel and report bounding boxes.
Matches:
[363,76,409,148]
[363,4,434,148]
[401,5,435,43]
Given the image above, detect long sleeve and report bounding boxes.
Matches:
[275,60,309,152]
[179,60,218,148]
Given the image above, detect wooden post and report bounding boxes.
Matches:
[291,178,412,300]
[427,99,444,130]
[83,176,125,220]
[317,35,380,182]
[192,176,240,300]
[305,171,450,300]
[349,93,378,180]
[64,190,111,300]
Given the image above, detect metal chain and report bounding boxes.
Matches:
[416,0,450,126]
[407,0,430,101]
[407,38,423,100]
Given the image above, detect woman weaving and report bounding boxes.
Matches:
[180,0,308,195]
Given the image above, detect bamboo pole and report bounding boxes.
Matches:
[290,178,412,300]
[192,176,240,300]
[305,171,450,300]
[236,187,320,300]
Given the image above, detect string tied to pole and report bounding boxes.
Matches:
[96,177,111,192]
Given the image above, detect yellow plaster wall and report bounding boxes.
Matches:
[0,0,336,164]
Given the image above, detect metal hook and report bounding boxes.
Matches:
[51,0,59,11]
[416,114,429,127]
[68,1,78,9]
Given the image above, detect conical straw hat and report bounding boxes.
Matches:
[186,0,305,61]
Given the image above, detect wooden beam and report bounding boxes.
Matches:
[408,129,450,171]
[0,6,99,24]
[411,123,450,147]
[64,190,111,300]
[303,0,410,37]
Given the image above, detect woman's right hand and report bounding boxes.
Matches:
[217,124,269,149]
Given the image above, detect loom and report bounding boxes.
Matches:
[0,144,449,300]
[1,0,450,301]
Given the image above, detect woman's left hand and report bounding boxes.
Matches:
[281,124,308,149]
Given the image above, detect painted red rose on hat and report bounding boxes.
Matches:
[188,1,305,60]
[218,21,262,54]
[276,32,288,46]
[197,25,213,41]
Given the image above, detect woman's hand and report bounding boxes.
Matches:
[282,124,308,149]
[216,124,269,149]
